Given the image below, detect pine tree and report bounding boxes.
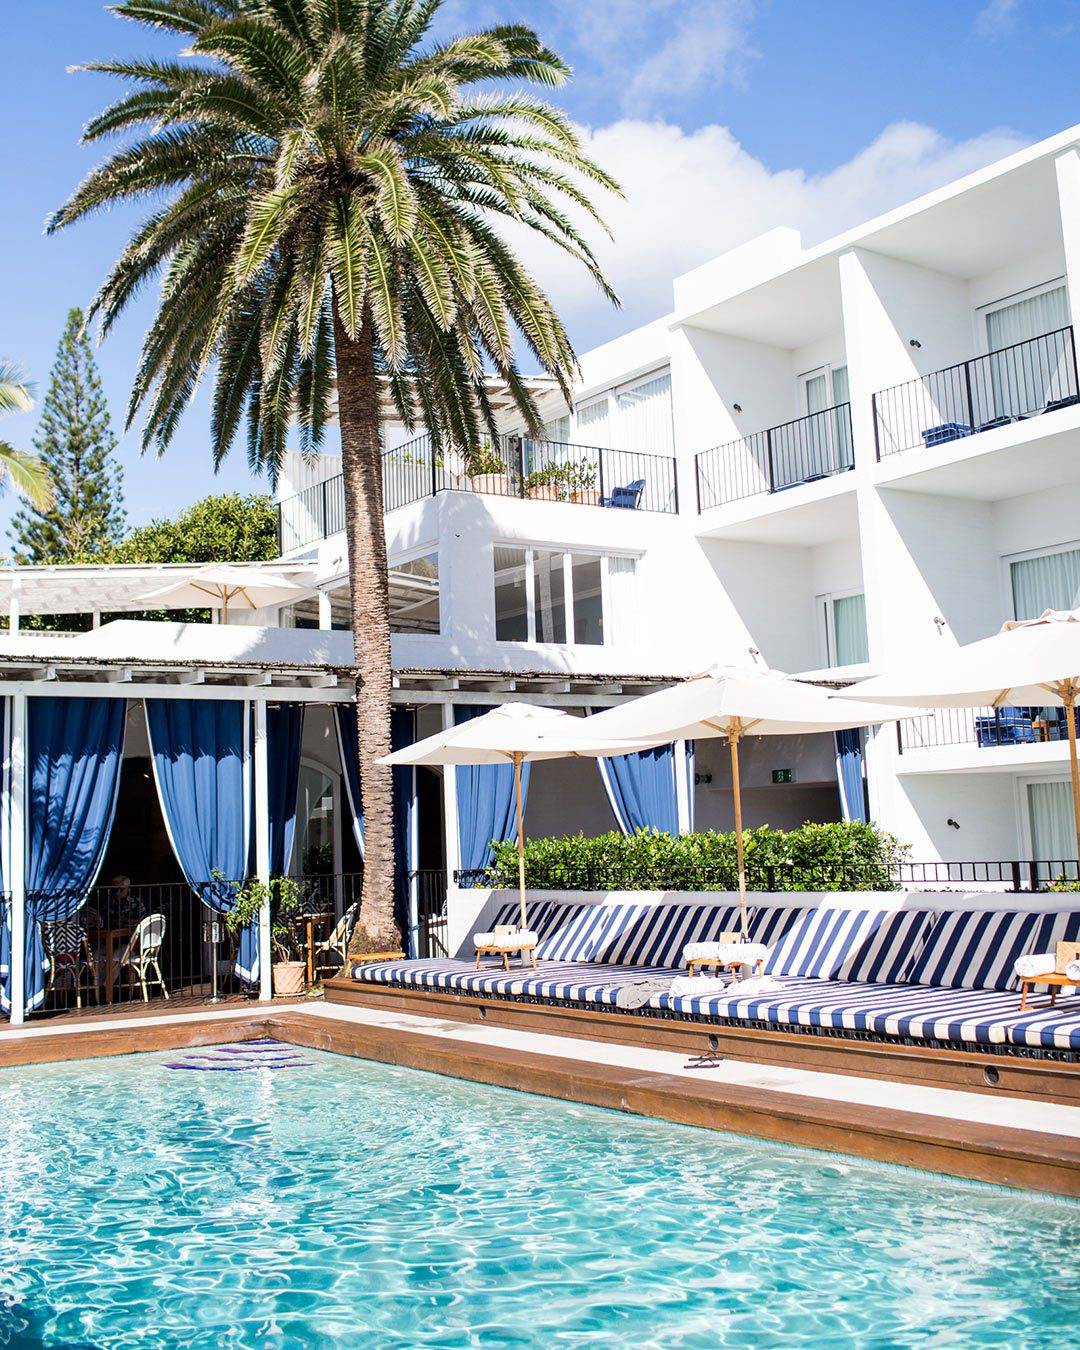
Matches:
[11,308,125,562]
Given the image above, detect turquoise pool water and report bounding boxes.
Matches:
[0,1044,1075,1348]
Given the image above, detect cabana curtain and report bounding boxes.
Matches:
[1,697,125,1017]
[597,743,681,835]
[145,699,256,984]
[454,705,530,876]
[835,728,867,823]
[267,704,303,876]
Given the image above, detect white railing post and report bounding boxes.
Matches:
[9,693,27,1025]
[253,698,272,1001]
[674,738,692,835]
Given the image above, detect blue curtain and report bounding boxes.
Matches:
[267,705,303,876]
[454,705,530,879]
[835,728,867,823]
[146,699,256,984]
[335,705,419,952]
[597,742,681,835]
[1,697,125,1017]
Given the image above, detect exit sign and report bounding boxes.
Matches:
[772,769,794,784]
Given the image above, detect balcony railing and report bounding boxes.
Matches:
[278,434,678,551]
[872,325,1079,459]
[695,403,853,511]
[898,704,1077,753]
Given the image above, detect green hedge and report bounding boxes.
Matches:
[486,821,907,893]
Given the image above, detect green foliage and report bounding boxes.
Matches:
[109,492,278,566]
[0,362,52,510]
[50,0,620,478]
[525,459,597,496]
[225,875,303,963]
[10,309,124,563]
[486,822,908,893]
[466,445,509,477]
[1048,876,1080,892]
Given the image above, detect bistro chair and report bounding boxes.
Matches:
[313,902,359,979]
[42,916,99,1010]
[117,912,170,1002]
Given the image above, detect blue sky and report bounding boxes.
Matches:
[1,0,1078,538]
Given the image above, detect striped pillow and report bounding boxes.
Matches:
[907,909,1080,990]
[748,906,805,954]
[836,909,935,984]
[600,902,743,967]
[762,908,897,980]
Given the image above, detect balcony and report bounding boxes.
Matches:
[898,704,1076,754]
[873,326,1079,460]
[694,404,853,511]
[278,435,679,552]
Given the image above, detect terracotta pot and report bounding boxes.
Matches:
[273,960,306,997]
[468,473,510,495]
[570,488,600,505]
[527,484,561,501]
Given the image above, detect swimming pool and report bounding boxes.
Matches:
[0,1042,1074,1347]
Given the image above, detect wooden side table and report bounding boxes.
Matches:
[1019,970,1079,1011]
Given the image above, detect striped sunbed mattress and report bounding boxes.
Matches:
[352,957,1080,1052]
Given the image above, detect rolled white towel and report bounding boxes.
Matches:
[684,940,769,965]
[1014,952,1057,979]
[669,976,730,998]
[474,929,538,951]
[1066,960,1080,984]
[729,974,783,997]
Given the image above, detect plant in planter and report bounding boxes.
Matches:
[562,459,600,504]
[465,444,510,495]
[524,463,566,501]
[225,875,306,997]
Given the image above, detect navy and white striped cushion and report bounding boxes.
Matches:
[835,909,935,984]
[747,906,805,952]
[600,903,744,967]
[761,908,886,979]
[908,910,1080,990]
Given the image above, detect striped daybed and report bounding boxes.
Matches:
[352,899,1080,1054]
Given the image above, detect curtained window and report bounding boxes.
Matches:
[984,283,1070,419]
[1010,546,1080,620]
[1028,779,1075,862]
[615,370,674,454]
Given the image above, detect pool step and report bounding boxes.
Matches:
[164,1038,313,1072]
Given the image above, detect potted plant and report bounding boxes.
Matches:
[563,459,600,505]
[524,463,565,501]
[465,444,511,495]
[225,875,306,997]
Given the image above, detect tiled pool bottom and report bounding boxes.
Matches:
[0,1047,1075,1348]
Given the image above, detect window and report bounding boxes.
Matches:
[494,546,636,645]
[574,367,673,454]
[296,764,337,875]
[819,591,868,667]
[982,281,1071,419]
[494,546,529,641]
[574,395,613,448]
[798,364,852,476]
[389,553,440,634]
[1010,545,1080,620]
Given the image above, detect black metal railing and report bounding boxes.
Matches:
[695,403,853,510]
[872,325,1079,459]
[898,705,1077,753]
[278,434,679,550]
[456,860,1080,894]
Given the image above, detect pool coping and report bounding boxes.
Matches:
[1,1002,1077,1198]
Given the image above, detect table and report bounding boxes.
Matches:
[1019,969,1079,1011]
[90,925,134,1004]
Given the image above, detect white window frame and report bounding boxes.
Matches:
[974,276,1070,356]
[294,755,343,888]
[1015,770,1071,863]
[999,538,1080,624]
[815,587,868,669]
[493,543,639,648]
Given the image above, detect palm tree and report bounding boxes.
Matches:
[49,0,619,953]
[0,364,53,509]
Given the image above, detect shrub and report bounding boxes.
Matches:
[485,821,907,892]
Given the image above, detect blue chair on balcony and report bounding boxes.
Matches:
[974,707,1037,747]
[601,479,645,509]
[921,422,973,449]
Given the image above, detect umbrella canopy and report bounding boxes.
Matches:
[137,565,313,622]
[380,703,653,930]
[586,665,906,935]
[836,608,1080,856]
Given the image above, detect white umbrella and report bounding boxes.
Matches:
[137,565,313,623]
[836,608,1080,857]
[379,703,653,931]
[585,665,907,934]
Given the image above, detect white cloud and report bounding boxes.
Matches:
[506,119,1026,346]
[976,0,1020,37]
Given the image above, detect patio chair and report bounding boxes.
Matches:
[974,707,1036,747]
[42,916,99,1010]
[117,912,169,1002]
[600,479,645,509]
[313,902,358,979]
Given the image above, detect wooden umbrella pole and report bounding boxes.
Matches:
[513,753,527,932]
[729,727,748,937]
[1065,685,1080,865]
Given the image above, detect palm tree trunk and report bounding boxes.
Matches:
[332,298,400,956]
